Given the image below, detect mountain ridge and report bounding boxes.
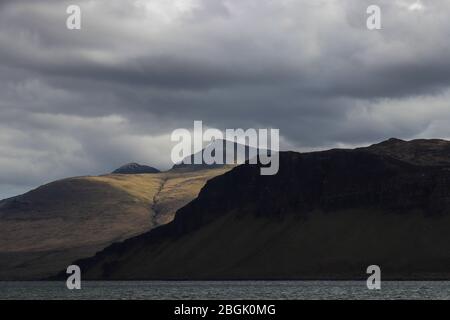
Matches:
[70,138,450,280]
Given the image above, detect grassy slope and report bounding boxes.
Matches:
[0,167,232,279]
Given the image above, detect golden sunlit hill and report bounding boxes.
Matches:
[0,166,233,280]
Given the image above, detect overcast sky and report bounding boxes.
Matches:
[1,0,450,198]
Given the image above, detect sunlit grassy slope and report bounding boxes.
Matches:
[0,166,233,279]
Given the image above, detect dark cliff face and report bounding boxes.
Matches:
[112,163,160,174]
[72,140,450,280]
[166,148,450,238]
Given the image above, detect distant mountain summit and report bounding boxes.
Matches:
[171,139,262,171]
[112,163,160,174]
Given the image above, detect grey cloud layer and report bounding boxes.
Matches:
[1,0,450,198]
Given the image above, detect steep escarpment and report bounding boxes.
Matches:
[74,140,450,280]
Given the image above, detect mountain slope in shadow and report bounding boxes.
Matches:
[73,139,450,280]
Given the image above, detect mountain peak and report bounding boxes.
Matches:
[171,139,253,171]
[364,138,450,167]
[369,137,405,148]
[112,163,160,174]
[385,137,405,144]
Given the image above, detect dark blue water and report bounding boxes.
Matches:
[1,281,449,300]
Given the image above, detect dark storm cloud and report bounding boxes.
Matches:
[1,0,450,198]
